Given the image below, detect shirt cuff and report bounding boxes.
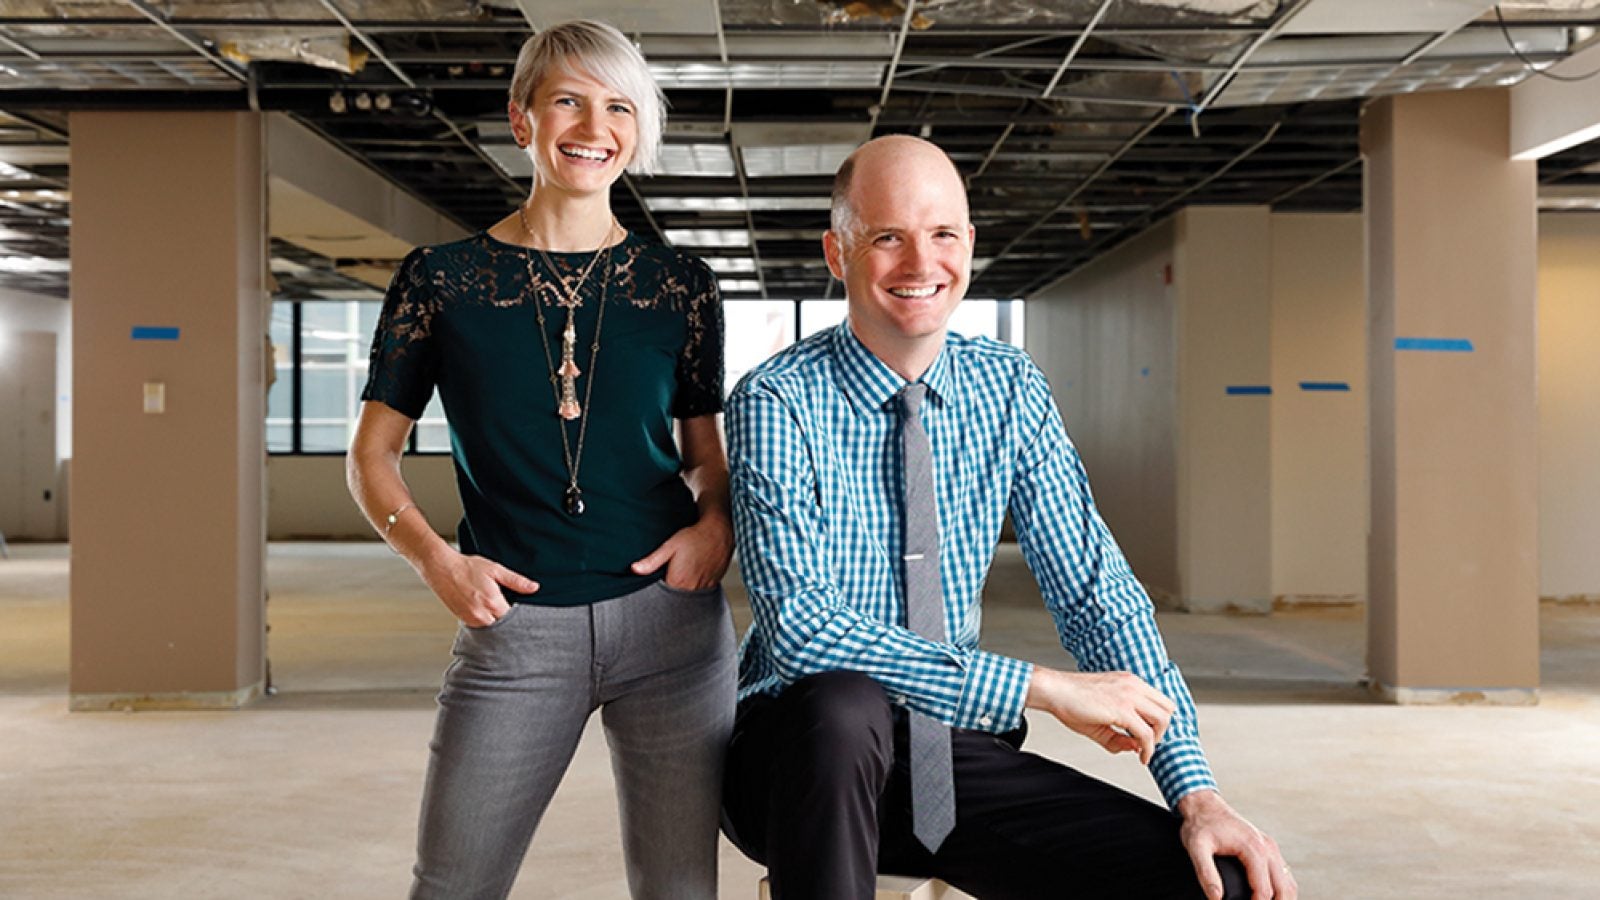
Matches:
[951,651,1032,733]
[1149,737,1218,809]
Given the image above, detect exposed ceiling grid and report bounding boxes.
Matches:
[0,0,1598,300]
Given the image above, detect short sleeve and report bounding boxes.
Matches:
[671,258,724,418]
[360,248,442,420]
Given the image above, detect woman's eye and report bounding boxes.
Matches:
[555,97,578,108]
[609,104,634,115]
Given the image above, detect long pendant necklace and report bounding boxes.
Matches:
[521,206,618,517]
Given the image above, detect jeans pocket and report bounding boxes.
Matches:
[465,601,523,632]
[656,580,721,598]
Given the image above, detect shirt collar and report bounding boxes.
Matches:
[829,322,954,416]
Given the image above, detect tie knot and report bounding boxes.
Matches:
[898,382,928,419]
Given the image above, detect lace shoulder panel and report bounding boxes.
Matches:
[669,249,724,418]
[361,246,445,420]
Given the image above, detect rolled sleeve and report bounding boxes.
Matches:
[1149,738,1218,807]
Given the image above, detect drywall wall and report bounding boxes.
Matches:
[1025,220,1180,602]
[1269,214,1368,606]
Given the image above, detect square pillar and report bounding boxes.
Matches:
[1174,206,1274,613]
[69,111,267,710]
[1362,90,1539,703]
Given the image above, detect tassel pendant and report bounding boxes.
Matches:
[556,308,582,419]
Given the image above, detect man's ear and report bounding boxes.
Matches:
[823,230,845,281]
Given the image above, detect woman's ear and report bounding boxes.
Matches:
[508,99,530,148]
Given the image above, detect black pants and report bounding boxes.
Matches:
[721,671,1250,900]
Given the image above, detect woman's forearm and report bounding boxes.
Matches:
[347,444,453,571]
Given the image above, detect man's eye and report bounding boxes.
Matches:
[874,234,899,245]
[609,104,634,115]
[555,97,578,107]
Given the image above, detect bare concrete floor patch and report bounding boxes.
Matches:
[2,542,1598,898]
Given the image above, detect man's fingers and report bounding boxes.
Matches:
[1121,716,1157,764]
[1240,844,1275,900]
[1264,839,1295,900]
[1186,843,1225,900]
[1271,863,1297,900]
[1140,697,1173,748]
[1100,731,1139,756]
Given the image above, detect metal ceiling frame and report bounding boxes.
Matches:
[1,4,1598,301]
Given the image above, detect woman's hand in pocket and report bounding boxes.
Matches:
[417,546,539,627]
[630,516,733,591]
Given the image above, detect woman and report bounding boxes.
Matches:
[347,20,734,899]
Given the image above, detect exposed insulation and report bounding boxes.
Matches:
[217,32,369,74]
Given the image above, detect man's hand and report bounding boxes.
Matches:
[1177,789,1296,900]
[416,546,538,628]
[1024,666,1177,764]
[630,514,734,591]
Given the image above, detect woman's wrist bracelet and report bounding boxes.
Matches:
[383,502,418,540]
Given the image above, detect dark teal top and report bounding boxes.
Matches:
[362,231,723,606]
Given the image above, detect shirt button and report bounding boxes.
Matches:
[978,715,993,728]
[893,694,907,705]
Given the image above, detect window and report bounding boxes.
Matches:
[723,300,796,391]
[269,299,442,455]
[268,297,1023,454]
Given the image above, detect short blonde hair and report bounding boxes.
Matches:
[509,20,667,176]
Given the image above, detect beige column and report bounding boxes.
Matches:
[69,111,266,710]
[1174,206,1274,613]
[1362,91,1539,704]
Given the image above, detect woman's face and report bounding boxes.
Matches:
[513,66,638,196]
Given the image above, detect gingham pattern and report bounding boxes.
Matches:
[727,323,1218,808]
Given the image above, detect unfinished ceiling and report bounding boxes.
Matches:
[2,0,1600,300]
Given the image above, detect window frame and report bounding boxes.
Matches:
[267,297,1021,456]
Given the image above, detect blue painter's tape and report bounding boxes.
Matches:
[1299,381,1351,392]
[1225,385,1272,396]
[1395,337,1473,352]
[131,326,180,341]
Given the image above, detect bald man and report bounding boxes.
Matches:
[720,136,1293,900]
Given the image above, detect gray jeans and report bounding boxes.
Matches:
[410,580,737,900]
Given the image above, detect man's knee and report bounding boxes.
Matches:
[775,671,894,766]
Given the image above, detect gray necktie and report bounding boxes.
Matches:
[897,383,956,852]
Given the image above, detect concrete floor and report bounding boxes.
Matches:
[2,542,1598,898]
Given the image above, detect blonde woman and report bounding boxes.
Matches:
[348,21,734,899]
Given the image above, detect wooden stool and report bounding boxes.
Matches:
[759,875,973,899]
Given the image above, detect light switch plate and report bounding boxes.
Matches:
[143,382,165,414]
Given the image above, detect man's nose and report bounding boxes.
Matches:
[902,236,933,274]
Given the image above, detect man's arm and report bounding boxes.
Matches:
[728,380,1031,732]
[1009,362,1296,900]
[1006,362,1216,805]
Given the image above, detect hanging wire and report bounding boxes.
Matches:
[1494,5,1600,83]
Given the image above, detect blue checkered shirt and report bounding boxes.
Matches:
[727,323,1217,807]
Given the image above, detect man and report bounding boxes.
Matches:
[721,135,1295,900]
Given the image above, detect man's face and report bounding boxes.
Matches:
[825,148,975,351]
